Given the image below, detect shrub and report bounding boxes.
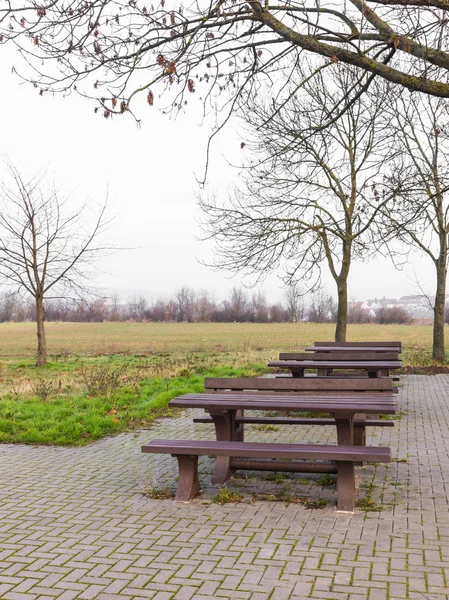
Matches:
[375,306,412,324]
[81,363,142,397]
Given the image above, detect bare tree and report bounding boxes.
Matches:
[307,288,336,323]
[200,66,395,341]
[382,93,449,361]
[175,286,196,322]
[251,290,269,322]
[284,284,304,323]
[0,163,111,366]
[2,0,449,139]
[127,295,148,321]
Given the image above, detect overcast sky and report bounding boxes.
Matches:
[0,48,433,305]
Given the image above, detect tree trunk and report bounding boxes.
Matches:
[335,281,348,342]
[432,254,447,362]
[36,295,47,366]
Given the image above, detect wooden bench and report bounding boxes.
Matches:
[141,439,391,512]
[192,377,395,445]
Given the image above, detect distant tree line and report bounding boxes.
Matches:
[0,286,416,325]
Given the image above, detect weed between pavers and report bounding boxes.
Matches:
[355,497,384,511]
[316,474,336,487]
[263,472,292,483]
[142,485,176,500]
[250,492,328,509]
[213,488,244,504]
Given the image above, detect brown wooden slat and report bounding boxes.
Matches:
[193,416,395,427]
[268,360,402,369]
[305,346,401,353]
[178,392,395,403]
[169,394,395,414]
[314,341,402,349]
[204,377,393,392]
[142,439,391,462]
[279,352,399,361]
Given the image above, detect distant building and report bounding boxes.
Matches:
[364,294,434,319]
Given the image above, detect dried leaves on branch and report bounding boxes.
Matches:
[1,0,449,127]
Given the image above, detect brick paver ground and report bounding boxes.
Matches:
[0,375,448,600]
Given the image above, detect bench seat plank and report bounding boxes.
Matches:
[192,416,395,427]
[142,439,390,461]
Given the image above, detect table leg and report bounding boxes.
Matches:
[291,369,304,378]
[235,409,244,442]
[209,408,236,484]
[335,415,354,446]
[368,370,380,378]
[353,413,366,447]
[353,413,366,465]
[336,461,355,512]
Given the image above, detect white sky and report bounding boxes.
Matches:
[0,48,434,305]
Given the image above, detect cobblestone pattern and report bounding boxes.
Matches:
[0,375,448,599]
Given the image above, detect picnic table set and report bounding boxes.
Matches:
[142,341,402,512]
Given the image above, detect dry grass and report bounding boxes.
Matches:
[0,321,440,359]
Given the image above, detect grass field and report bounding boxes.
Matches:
[0,321,441,357]
[0,321,445,446]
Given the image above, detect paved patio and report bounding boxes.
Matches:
[0,375,448,600]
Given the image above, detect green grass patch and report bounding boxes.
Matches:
[0,360,265,446]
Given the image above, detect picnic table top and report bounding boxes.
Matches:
[279,352,399,361]
[305,346,401,352]
[268,360,402,370]
[169,392,396,414]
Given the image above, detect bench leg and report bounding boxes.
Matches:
[173,455,201,502]
[211,455,234,485]
[209,409,236,484]
[336,461,355,512]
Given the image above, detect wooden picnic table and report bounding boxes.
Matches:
[268,359,402,378]
[169,392,395,484]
